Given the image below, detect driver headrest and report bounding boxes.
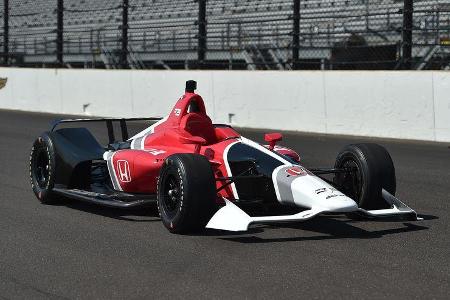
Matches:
[180,112,216,144]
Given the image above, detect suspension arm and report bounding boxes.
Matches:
[309,167,355,175]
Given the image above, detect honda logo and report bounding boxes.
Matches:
[117,160,131,182]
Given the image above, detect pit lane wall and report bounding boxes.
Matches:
[0,68,449,142]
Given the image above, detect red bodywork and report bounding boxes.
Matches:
[108,90,300,200]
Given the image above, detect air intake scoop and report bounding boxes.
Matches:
[185,80,197,93]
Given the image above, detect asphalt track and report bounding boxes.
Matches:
[0,109,449,299]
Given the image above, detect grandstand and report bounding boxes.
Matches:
[1,0,449,69]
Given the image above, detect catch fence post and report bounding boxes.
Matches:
[121,0,129,68]
[57,0,64,66]
[3,0,9,65]
[197,0,207,68]
[402,0,413,69]
[292,0,300,70]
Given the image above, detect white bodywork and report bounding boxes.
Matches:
[206,137,419,232]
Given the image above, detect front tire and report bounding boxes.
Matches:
[157,154,217,234]
[333,143,396,210]
[30,133,58,204]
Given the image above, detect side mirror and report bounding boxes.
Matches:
[264,133,282,150]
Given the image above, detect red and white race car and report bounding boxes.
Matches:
[30,80,419,234]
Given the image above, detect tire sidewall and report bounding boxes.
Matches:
[30,133,56,204]
[157,154,217,234]
[157,156,188,231]
[334,143,394,209]
[335,147,373,208]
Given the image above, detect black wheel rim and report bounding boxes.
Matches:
[336,158,362,204]
[33,147,50,189]
[162,174,182,218]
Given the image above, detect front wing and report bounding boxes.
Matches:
[206,189,420,232]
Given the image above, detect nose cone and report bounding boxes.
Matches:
[322,195,358,212]
[289,174,358,212]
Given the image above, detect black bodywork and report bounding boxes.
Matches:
[228,143,282,203]
[48,118,161,208]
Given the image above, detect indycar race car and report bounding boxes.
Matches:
[30,80,420,234]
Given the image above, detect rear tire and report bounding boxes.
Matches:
[30,133,58,204]
[333,143,396,210]
[157,154,217,234]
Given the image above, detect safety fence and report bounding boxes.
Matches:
[0,0,449,70]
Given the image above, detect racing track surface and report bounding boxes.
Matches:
[0,109,449,299]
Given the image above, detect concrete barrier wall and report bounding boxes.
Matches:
[0,67,449,142]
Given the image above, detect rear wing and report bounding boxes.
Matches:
[50,117,163,144]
